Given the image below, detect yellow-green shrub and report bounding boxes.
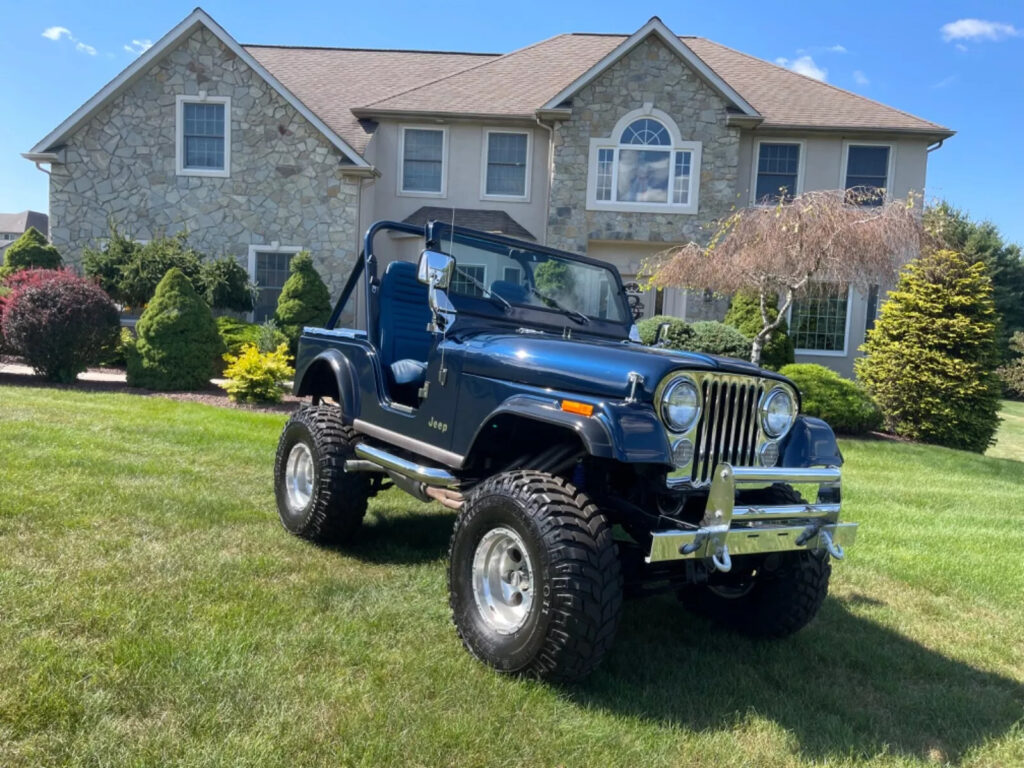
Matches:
[222,343,294,404]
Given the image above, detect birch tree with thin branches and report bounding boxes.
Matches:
[643,189,924,365]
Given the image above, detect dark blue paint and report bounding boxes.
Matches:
[780,416,843,468]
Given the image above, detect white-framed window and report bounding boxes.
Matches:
[248,244,303,322]
[399,126,448,196]
[788,284,853,355]
[481,129,531,201]
[586,107,701,214]
[752,140,804,204]
[449,263,486,297]
[502,266,523,284]
[841,141,894,206]
[175,95,230,177]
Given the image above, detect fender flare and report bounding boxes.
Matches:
[780,415,844,468]
[294,349,359,421]
[466,394,671,464]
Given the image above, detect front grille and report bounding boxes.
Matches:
[691,376,765,486]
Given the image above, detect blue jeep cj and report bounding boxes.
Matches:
[274,220,856,681]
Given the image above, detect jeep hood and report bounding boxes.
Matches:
[455,331,786,401]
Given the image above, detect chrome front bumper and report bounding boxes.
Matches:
[646,464,857,566]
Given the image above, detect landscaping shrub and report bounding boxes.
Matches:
[222,343,294,404]
[688,321,751,359]
[856,249,1002,453]
[0,227,62,279]
[200,257,255,313]
[1,270,118,382]
[533,260,576,300]
[724,289,795,369]
[127,268,222,390]
[780,363,882,435]
[96,327,136,368]
[997,332,1024,399]
[216,316,288,357]
[635,314,694,348]
[82,224,140,303]
[274,252,330,350]
[118,234,203,311]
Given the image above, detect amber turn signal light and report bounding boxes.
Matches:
[561,400,594,417]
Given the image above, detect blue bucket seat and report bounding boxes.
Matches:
[378,260,432,394]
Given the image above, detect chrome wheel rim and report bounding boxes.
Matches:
[471,526,534,635]
[284,442,315,514]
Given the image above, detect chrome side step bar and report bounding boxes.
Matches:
[349,443,459,488]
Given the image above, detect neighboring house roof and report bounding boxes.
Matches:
[402,207,535,241]
[0,211,48,238]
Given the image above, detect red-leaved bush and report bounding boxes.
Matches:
[1,269,119,382]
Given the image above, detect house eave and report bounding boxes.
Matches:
[748,123,956,140]
[21,150,64,164]
[350,107,539,124]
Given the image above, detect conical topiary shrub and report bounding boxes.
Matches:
[127,267,222,390]
[274,251,330,351]
[0,227,62,279]
[856,249,1002,453]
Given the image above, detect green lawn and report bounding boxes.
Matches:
[1,385,1022,768]
[990,400,1024,462]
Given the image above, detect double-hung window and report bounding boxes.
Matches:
[248,245,302,322]
[754,142,802,203]
[449,264,486,297]
[789,284,852,354]
[844,144,891,206]
[587,110,701,214]
[176,95,230,177]
[483,131,530,200]
[400,127,447,195]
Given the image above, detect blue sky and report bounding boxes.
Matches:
[2,0,1021,244]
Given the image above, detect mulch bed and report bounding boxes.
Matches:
[0,366,301,415]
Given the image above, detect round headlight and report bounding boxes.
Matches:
[760,387,796,438]
[661,378,701,433]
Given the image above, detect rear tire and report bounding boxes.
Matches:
[448,471,622,681]
[679,484,831,637]
[274,406,369,544]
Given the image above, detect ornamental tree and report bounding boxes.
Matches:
[0,227,62,279]
[274,252,331,350]
[855,249,1002,453]
[645,189,923,366]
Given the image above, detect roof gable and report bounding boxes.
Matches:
[540,18,759,117]
[27,8,370,167]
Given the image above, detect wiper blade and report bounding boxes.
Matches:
[454,267,512,312]
[529,286,590,324]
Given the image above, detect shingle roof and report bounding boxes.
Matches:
[248,32,950,147]
[244,46,498,153]
[0,211,48,237]
[401,207,535,240]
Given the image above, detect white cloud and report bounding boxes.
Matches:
[931,74,959,90]
[75,42,97,56]
[124,39,153,56]
[941,18,1020,42]
[826,44,847,54]
[41,26,71,41]
[853,70,869,86]
[955,43,968,52]
[775,55,827,82]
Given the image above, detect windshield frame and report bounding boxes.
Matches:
[428,221,634,339]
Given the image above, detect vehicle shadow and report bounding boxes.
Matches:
[336,507,457,565]
[570,594,1024,763]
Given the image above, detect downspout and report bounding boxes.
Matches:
[535,115,554,246]
[33,162,51,176]
[927,139,945,153]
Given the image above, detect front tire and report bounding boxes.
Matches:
[679,484,832,637]
[274,406,369,544]
[448,471,622,682]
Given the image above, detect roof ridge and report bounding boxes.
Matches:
[243,43,498,56]
[358,32,574,110]
[691,37,949,131]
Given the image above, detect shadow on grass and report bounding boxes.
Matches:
[573,595,1024,763]
[335,508,457,565]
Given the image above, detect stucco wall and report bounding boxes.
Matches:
[546,36,740,254]
[48,27,362,296]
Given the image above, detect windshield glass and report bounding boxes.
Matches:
[439,230,630,324]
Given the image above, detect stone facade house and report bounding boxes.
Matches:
[24,9,953,375]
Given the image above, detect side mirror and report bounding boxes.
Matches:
[416,249,457,333]
[417,249,454,290]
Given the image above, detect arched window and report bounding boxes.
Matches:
[587,109,701,214]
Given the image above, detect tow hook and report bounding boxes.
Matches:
[821,530,845,560]
[711,545,732,573]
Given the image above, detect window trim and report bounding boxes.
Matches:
[479,128,532,202]
[749,139,806,205]
[839,140,896,203]
[175,94,230,178]
[585,107,702,215]
[398,124,448,198]
[787,284,854,357]
[247,243,303,322]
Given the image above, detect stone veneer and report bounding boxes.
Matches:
[546,35,740,254]
[48,27,361,296]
